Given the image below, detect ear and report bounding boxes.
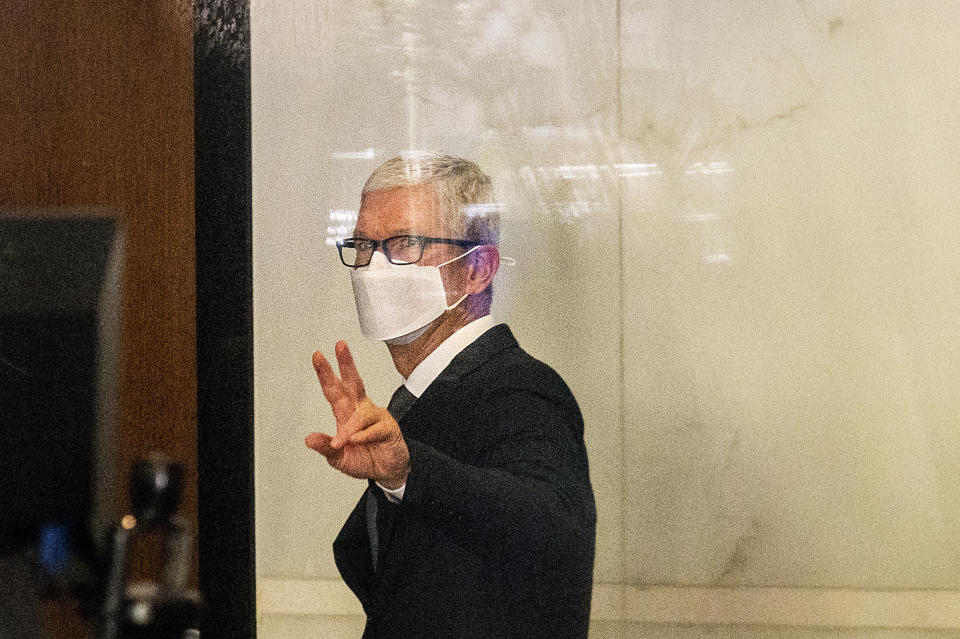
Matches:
[464,245,500,295]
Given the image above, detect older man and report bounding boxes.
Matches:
[305,153,595,638]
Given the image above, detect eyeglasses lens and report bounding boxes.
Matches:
[384,236,423,265]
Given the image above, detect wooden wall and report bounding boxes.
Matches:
[0,0,196,555]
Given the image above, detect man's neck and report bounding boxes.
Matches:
[387,309,477,378]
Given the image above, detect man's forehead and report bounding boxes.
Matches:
[356,185,448,235]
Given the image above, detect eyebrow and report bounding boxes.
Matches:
[353,228,420,239]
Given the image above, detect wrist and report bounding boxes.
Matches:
[379,470,408,491]
[381,454,410,489]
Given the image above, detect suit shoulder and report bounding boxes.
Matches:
[476,342,557,384]
[467,344,581,419]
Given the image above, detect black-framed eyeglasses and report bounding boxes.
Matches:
[336,234,480,267]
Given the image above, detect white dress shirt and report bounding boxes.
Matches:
[377,315,495,501]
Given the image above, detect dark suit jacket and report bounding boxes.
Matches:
[334,324,596,638]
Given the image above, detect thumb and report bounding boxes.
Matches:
[305,432,335,455]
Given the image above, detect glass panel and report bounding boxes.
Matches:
[252,0,622,587]
[252,0,960,635]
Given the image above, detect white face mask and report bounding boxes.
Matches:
[350,245,480,344]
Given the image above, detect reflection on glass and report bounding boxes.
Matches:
[326,209,358,246]
[252,0,960,636]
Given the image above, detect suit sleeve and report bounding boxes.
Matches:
[331,489,376,609]
[399,387,595,569]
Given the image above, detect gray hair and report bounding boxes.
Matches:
[362,152,499,245]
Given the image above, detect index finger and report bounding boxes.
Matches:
[335,340,367,400]
[312,350,341,401]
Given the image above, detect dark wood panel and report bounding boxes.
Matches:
[0,0,197,603]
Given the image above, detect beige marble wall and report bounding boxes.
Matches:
[252,0,960,636]
[619,0,960,589]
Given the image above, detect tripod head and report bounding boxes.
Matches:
[130,453,184,527]
[99,453,198,639]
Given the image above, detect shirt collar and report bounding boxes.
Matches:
[403,315,495,397]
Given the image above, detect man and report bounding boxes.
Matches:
[305,153,595,638]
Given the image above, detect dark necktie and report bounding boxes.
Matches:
[386,384,416,421]
[366,384,416,572]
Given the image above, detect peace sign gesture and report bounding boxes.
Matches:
[304,341,410,489]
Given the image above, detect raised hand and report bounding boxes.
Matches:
[304,341,410,489]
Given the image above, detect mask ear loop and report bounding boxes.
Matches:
[445,292,469,311]
[437,244,501,310]
[438,244,517,268]
[436,243,482,268]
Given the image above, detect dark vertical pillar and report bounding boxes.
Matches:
[193,2,255,637]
